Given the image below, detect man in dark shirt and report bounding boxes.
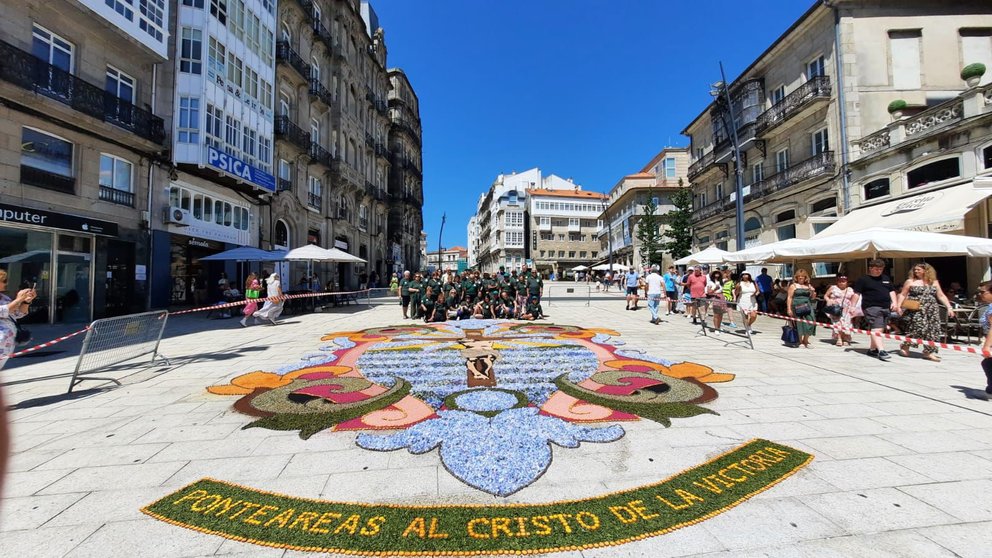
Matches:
[756,268,773,312]
[398,271,412,319]
[852,259,899,361]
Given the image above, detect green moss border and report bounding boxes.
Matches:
[142,439,812,556]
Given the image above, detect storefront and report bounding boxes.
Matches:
[0,202,124,324]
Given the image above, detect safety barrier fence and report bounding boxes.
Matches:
[691,298,755,350]
[544,285,592,306]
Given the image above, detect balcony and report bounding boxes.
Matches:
[277,178,293,192]
[295,0,314,21]
[745,151,835,203]
[365,133,374,147]
[375,142,389,157]
[365,181,377,198]
[309,142,334,168]
[307,192,322,210]
[374,188,386,202]
[312,20,333,49]
[274,115,311,151]
[0,40,165,143]
[375,99,388,116]
[692,198,731,222]
[308,77,332,106]
[21,166,74,194]
[276,41,310,81]
[756,76,831,136]
[98,185,135,207]
[687,150,723,181]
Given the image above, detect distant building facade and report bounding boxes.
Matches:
[473,169,537,273]
[528,178,606,277]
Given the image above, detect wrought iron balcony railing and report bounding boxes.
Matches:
[98,185,135,207]
[309,142,334,167]
[745,151,835,203]
[274,115,311,151]
[307,192,322,210]
[0,40,165,143]
[277,178,293,192]
[687,151,717,180]
[308,77,332,106]
[295,0,313,21]
[276,41,310,80]
[756,76,831,134]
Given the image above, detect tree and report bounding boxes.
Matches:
[636,187,664,266]
[664,178,693,260]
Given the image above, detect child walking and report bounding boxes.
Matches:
[979,282,992,397]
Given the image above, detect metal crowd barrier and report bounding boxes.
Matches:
[692,298,755,350]
[68,310,171,393]
[544,284,592,306]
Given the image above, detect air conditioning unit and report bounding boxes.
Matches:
[164,207,192,226]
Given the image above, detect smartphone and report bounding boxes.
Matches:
[31,282,37,290]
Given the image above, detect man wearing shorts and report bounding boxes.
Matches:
[645,265,665,324]
[625,269,640,310]
[682,266,708,325]
[853,259,898,361]
[663,266,679,315]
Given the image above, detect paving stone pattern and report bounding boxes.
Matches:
[2,289,991,557]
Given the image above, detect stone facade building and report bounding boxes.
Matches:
[682,0,992,277]
[388,68,424,275]
[598,147,690,271]
[472,168,537,274]
[0,0,170,322]
[528,180,606,277]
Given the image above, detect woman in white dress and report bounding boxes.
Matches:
[734,271,759,334]
[252,273,284,325]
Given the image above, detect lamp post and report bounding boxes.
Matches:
[710,62,746,255]
[437,212,446,272]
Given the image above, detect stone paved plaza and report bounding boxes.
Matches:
[1,288,991,557]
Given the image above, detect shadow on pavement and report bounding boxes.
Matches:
[8,387,113,409]
[950,384,992,401]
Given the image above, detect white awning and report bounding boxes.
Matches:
[815,183,991,238]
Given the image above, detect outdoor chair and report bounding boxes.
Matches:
[962,304,989,344]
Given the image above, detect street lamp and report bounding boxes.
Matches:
[710,62,746,256]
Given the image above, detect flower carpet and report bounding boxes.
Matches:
[141,320,814,554]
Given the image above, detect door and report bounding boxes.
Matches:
[104,239,135,317]
[56,233,93,323]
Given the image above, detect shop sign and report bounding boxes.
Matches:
[0,203,118,236]
[881,192,942,217]
[334,239,349,250]
[207,146,276,192]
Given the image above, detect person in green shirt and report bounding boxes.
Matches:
[408,272,423,319]
[524,269,543,303]
[521,295,544,321]
[498,290,517,319]
[462,274,479,305]
[398,270,412,319]
[420,286,436,322]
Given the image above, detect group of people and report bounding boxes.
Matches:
[239,271,284,327]
[396,267,546,322]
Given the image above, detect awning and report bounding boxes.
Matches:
[815,183,991,238]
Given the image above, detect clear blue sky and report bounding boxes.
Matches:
[373,0,816,249]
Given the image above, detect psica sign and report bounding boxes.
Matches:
[207,147,276,192]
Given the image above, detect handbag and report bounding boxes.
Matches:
[781,323,799,345]
[245,289,260,299]
[824,304,843,317]
[794,303,812,317]
[901,298,921,311]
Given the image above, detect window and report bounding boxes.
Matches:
[179,28,203,74]
[907,158,960,188]
[138,0,166,42]
[775,148,790,173]
[864,178,890,200]
[106,0,134,19]
[506,211,524,227]
[278,159,292,181]
[245,67,258,101]
[226,52,243,88]
[310,118,320,143]
[810,197,836,214]
[99,154,132,192]
[568,251,576,258]
[889,29,922,89]
[308,176,322,208]
[214,200,223,224]
[203,195,213,221]
[205,104,223,146]
[225,116,240,150]
[209,0,227,24]
[207,37,225,79]
[751,162,764,184]
[664,157,676,178]
[983,145,992,170]
[775,210,796,223]
[182,0,205,7]
[105,66,135,103]
[715,184,723,200]
[770,85,785,105]
[812,129,829,156]
[21,127,74,193]
[960,29,992,86]
[807,55,826,79]
[777,224,796,241]
[259,137,271,168]
[177,96,200,143]
[278,93,291,117]
[32,24,73,73]
[193,194,203,219]
[242,127,256,158]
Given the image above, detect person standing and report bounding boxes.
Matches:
[525,268,543,304]
[0,270,35,371]
[408,272,424,319]
[735,272,759,334]
[645,265,665,325]
[853,259,899,360]
[756,268,773,313]
[897,263,953,362]
[625,268,640,310]
[683,266,708,325]
[705,270,726,335]
[240,272,260,327]
[398,271,412,319]
[787,269,817,348]
[977,282,992,398]
[252,273,284,325]
[663,266,679,315]
[823,275,859,346]
[389,273,399,295]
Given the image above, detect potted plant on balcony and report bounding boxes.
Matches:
[962,63,986,87]
[887,99,908,120]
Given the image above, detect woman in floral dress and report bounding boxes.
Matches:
[897,263,953,361]
[824,275,859,346]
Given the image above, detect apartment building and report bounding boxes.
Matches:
[425,246,468,271]
[473,169,537,273]
[0,0,170,322]
[388,68,424,275]
[598,148,690,270]
[271,0,402,289]
[528,177,606,277]
[467,215,479,268]
[682,1,992,271]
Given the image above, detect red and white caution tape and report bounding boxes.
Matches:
[9,289,375,358]
[755,309,989,357]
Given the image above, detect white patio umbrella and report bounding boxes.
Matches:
[570,265,589,271]
[762,228,992,262]
[722,239,807,263]
[198,247,287,261]
[674,245,730,266]
[591,263,629,271]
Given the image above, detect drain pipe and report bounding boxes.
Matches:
[831,3,852,214]
[146,63,160,310]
